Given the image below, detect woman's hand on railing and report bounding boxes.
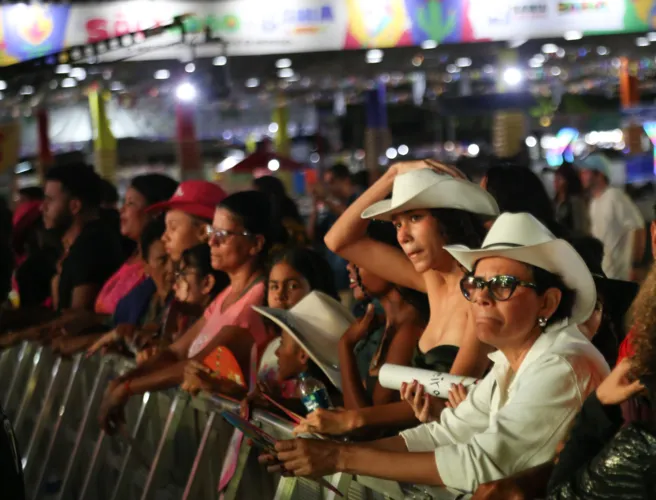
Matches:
[293,408,358,436]
[400,380,441,423]
[98,382,130,434]
[260,438,343,478]
[181,360,214,396]
[86,330,120,358]
[136,346,160,365]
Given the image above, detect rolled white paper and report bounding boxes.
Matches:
[378,364,478,399]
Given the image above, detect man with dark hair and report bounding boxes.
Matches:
[42,164,124,312]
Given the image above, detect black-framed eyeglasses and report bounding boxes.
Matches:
[205,225,251,242]
[460,274,538,302]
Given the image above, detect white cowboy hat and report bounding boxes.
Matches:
[361,169,500,220]
[444,212,596,327]
[252,291,355,389]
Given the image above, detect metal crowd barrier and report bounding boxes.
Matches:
[0,343,438,500]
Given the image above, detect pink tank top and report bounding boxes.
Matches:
[94,259,146,315]
[188,280,268,359]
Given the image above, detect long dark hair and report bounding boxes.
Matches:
[485,164,556,224]
[430,208,487,249]
[180,244,230,301]
[268,247,338,301]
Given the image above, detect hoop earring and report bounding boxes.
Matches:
[538,316,548,329]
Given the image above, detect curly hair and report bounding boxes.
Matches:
[628,263,656,385]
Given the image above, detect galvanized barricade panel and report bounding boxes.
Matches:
[0,344,440,500]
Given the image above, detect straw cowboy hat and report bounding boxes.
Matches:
[444,212,596,327]
[361,168,500,220]
[253,291,355,389]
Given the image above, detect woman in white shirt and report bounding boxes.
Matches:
[263,213,610,498]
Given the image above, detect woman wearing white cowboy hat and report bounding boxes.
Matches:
[305,161,497,435]
[263,213,609,499]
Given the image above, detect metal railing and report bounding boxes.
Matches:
[0,343,436,500]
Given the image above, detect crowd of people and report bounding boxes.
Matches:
[0,153,654,499]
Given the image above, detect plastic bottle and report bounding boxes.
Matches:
[298,371,333,413]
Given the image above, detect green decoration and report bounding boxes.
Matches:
[530,97,558,120]
[417,0,457,43]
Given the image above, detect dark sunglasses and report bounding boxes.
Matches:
[460,274,537,302]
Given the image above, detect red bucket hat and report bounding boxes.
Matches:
[146,180,227,221]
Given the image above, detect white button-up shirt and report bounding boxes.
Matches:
[400,324,609,497]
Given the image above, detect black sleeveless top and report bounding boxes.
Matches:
[412,344,460,373]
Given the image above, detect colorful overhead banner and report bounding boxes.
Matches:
[0,0,656,64]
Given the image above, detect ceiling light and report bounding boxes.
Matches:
[213,56,227,66]
[0,81,6,91]
[564,31,582,41]
[550,66,562,76]
[529,58,543,68]
[185,63,195,73]
[637,37,649,47]
[420,39,438,50]
[175,82,196,102]
[467,144,480,157]
[398,144,409,156]
[525,136,537,148]
[154,69,170,80]
[19,85,34,95]
[446,64,459,73]
[542,43,558,54]
[275,58,292,69]
[70,67,86,80]
[55,64,71,74]
[386,147,397,159]
[268,159,280,171]
[366,49,383,64]
[246,78,259,88]
[268,123,279,133]
[483,64,494,74]
[456,57,472,68]
[596,46,609,55]
[110,81,124,92]
[61,78,77,88]
[502,67,523,86]
[277,68,294,78]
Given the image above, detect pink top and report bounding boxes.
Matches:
[188,280,268,358]
[94,259,146,315]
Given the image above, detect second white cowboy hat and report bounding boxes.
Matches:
[252,291,355,389]
[444,212,596,327]
[361,168,500,220]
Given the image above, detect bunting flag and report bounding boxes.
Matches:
[88,90,117,182]
[272,102,290,157]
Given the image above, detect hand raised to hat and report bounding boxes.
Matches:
[391,159,467,180]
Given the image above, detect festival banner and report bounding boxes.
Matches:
[0,4,70,66]
[0,0,654,63]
